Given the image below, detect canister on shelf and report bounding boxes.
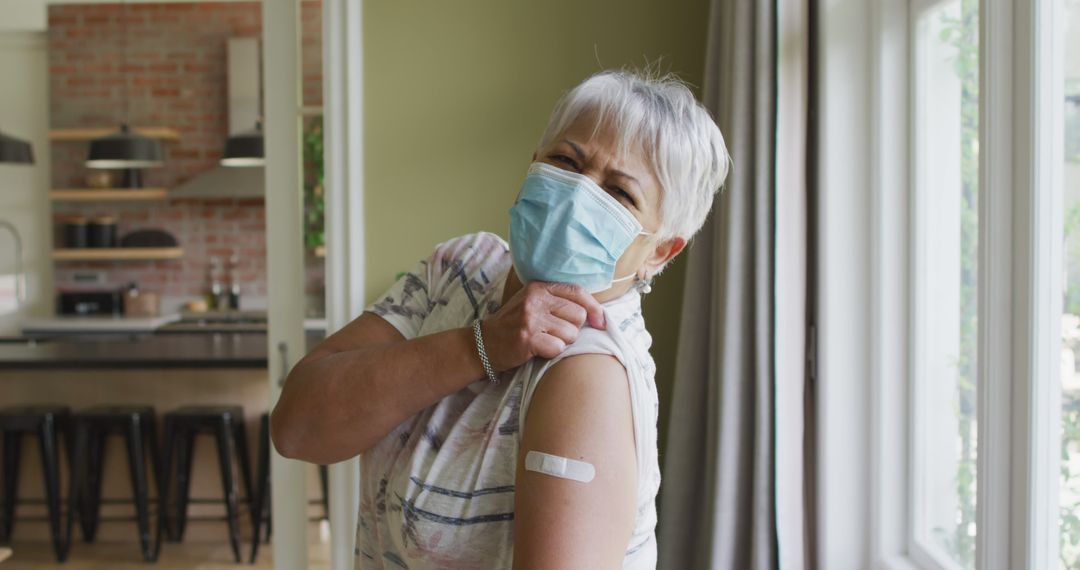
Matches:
[88,215,117,248]
[62,215,88,248]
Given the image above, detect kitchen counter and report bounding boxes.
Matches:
[21,314,328,335]
[21,314,182,334]
[0,331,326,369]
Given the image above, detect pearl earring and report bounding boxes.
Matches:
[635,273,653,294]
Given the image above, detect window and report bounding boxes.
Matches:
[911,0,979,567]
[1058,1,1080,567]
[819,0,1071,566]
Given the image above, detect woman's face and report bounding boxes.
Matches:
[530,112,685,302]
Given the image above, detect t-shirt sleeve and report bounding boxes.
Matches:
[517,326,627,439]
[516,324,652,488]
[364,256,434,340]
[362,232,510,340]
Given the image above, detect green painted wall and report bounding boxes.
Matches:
[363,0,712,457]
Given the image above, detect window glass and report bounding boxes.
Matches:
[912,0,979,567]
[1058,1,1080,567]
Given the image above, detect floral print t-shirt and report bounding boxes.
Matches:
[355,231,661,570]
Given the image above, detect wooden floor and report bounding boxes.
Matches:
[1,524,331,569]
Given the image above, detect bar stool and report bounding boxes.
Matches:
[250,412,329,563]
[158,405,252,564]
[0,405,72,562]
[66,405,159,562]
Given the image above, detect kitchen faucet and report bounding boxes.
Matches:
[0,219,24,308]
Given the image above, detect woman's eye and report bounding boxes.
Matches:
[611,187,636,207]
[552,154,578,168]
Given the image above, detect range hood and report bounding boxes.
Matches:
[171,38,264,199]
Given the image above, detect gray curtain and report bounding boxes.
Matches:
[656,0,778,567]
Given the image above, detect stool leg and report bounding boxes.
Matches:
[249,416,270,563]
[154,417,175,560]
[174,429,195,542]
[260,424,271,543]
[66,422,89,558]
[145,415,162,502]
[215,419,242,563]
[320,464,329,520]
[60,417,75,556]
[37,417,66,561]
[232,418,254,518]
[143,415,162,559]
[125,419,152,562]
[1,431,21,541]
[83,427,106,543]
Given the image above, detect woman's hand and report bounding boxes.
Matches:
[482,281,607,371]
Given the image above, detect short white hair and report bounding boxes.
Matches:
[536,68,731,242]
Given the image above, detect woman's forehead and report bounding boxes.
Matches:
[560,115,655,173]
[553,114,663,211]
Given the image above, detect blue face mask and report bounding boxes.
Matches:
[508,161,653,294]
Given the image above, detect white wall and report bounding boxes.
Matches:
[0,31,52,335]
[0,1,45,33]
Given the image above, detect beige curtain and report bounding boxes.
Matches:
[657,0,811,567]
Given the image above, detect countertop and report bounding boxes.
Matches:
[0,331,326,370]
[21,314,182,333]
[21,314,328,334]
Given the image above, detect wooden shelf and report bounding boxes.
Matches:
[49,127,181,142]
[53,247,184,261]
[50,188,170,201]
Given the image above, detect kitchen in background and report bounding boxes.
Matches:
[0,2,331,566]
[38,1,325,333]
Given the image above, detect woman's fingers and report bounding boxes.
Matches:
[538,315,580,346]
[483,280,607,369]
[543,283,607,329]
[548,298,588,328]
[531,333,567,360]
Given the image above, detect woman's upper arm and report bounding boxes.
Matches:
[512,353,638,570]
[297,311,405,366]
[297,253,436,366]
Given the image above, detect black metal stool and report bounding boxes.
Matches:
[66,405,160,562]
[0,405,72,562]
[158,405,252,563]
[250,412,329,563]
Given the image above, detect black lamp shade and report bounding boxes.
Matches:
[86,124,164,169]
[221,122,265,167]
[0,131,34,165]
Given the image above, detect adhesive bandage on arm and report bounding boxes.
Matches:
[524,450,595,483]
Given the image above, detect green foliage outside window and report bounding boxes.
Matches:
[937,1,978,567]
[941,2,1080,567]
[303,116,325,252]
[1062,70,1080,570]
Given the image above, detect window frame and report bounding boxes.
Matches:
[818,0,1066,567]
[322,0,366,568]
[979,0,1066,568]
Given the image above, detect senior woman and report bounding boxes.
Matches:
[271,69,730,569]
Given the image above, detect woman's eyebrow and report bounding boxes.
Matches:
[559,139,646,204]
[561,139,587,160]
[610,168,640,189]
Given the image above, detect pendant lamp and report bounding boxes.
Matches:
[0,131,34,165]
[86,124,163,169]
[85,1,164,185]
[221,119,264,167]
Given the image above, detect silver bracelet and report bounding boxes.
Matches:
[472,319,499,383]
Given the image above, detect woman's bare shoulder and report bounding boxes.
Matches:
[512,353,637,568]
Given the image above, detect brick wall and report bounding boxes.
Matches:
[48,2,323,310]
